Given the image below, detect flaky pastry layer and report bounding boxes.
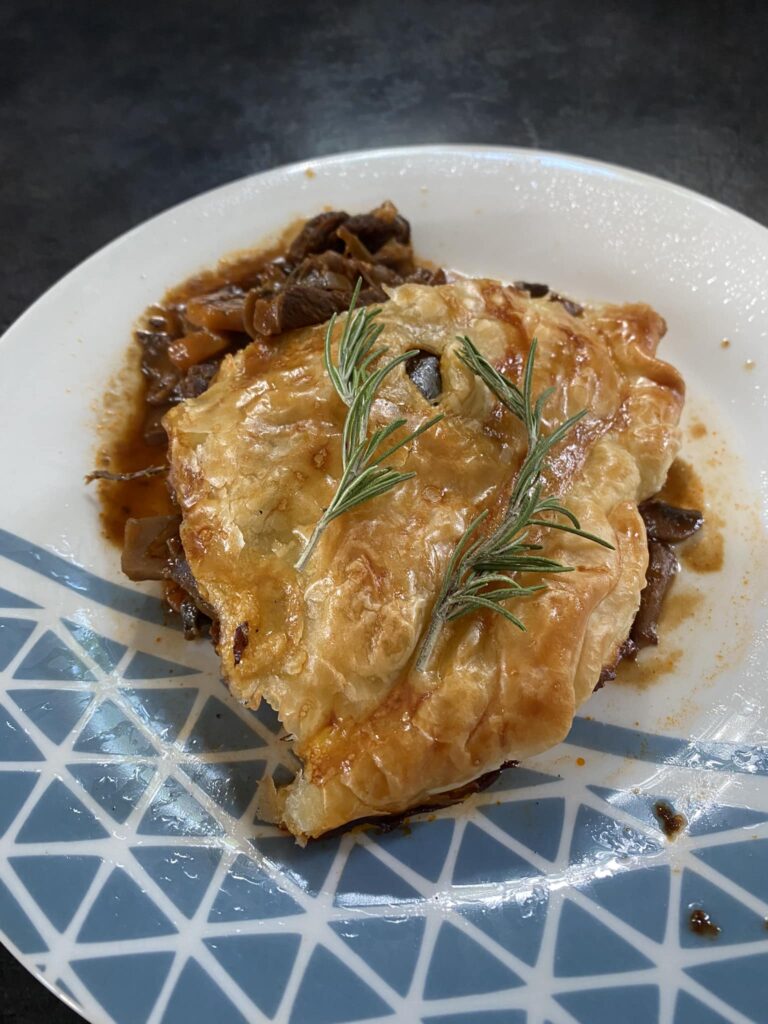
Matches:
[165,280,684,840]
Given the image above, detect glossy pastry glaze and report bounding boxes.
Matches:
[164,279,684,840]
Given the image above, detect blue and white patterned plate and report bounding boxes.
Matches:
[1,146,767,1024]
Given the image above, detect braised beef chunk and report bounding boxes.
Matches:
[640,500,704,544]
[513,282,583,316]
[180,598,207,640]
[287,211,349,261]
[515,281,550,298]
[170,361,220,402]
[246,284,353,337]
[550,293,584,317]
[290,250,357,291]
[599,501,705,677]
[121,515,181,581]
[344,202,410,252]
[184,286,247,332]
[407,266,447,286]
[138,329,182,405]
[142,404,170,445]
[628,501,703,652]
[595,637,638,689]
[406,351,442,402]
[233,622,249,665]
[166,536,216,619]
[631,540,679,649]
[243,215,435,340]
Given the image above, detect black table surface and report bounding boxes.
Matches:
[1,0,767,1021]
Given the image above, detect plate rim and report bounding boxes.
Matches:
[3,142,768,354]
[1,142,767,1024]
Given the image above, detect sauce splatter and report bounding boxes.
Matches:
[654,800,687,839]
[661,588,704,630]
[689,908,721,938]
[616,647,682,689]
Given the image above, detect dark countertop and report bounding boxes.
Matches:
[1,1,767,1021]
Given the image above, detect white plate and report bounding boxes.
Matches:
[0,146,767,1024]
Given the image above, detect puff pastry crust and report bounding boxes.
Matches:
[164,279,684,840]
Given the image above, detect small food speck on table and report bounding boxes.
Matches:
[689,908,721,938]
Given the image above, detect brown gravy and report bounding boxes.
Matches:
[658,459,724,573]
[94,233,303,546]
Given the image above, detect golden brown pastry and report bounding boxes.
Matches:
[164,279,684,841]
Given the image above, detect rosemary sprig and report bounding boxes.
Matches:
[295,280,443,571]
[415,335,612,671]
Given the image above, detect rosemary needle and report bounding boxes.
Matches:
[415,335,612,671]
[295,280,443,571]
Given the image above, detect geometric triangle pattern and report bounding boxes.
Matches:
[72,699,157,757]
[180,758,266,819]
[456,885,549,967]
[204,933,301,1017]
[1,560,768,1024]
[288,944,393,1023]
[673,991,733,1024]
[488,766,560,791]
[0,586,40,609]
[554,900,654,976]
[254,833,341,896]
[120,687,198,743]
[692,838,768,904]
[423,922,524,999]
[8,688,94,745]
[62,619,127,674]
[555,984,660,1023]
[0,703,44,761]
[161,958,249,1024]
[67,762,157,825]
[12,629,97,681]
[330,915,425,996]
[0,617,37,670]
[10,855,101,932]
[72,952,175,1024]
[76,867,177,943]
[0,771,38,836]
[208,854,304,923]
[367,817,454,882]
[453,822,542,887]
[479,796,565,861]
[679,868,767,947]
[130,846,222,918]
[686,802,768,837]
[15,779,109,843]
[334,845,422,908]
[685,953,768,1021]
[137,777,224,838]
[183,696,266,753]
[569,804,662,866]
[423,1015,526,1024]
[0,876,48,954]
[578,864,670,942]
[123,650,200,680]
